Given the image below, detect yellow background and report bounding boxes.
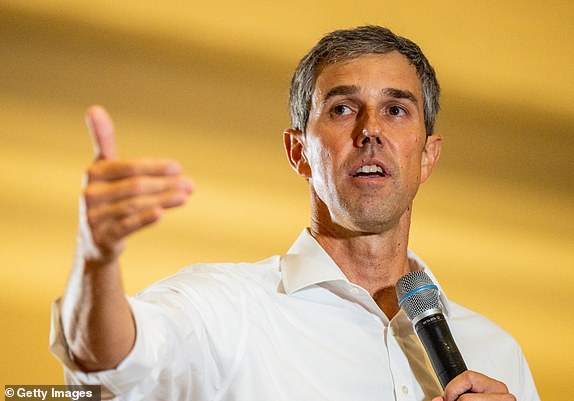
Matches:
[1,1,572,399]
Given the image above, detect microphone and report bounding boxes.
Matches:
[395,270,467,389]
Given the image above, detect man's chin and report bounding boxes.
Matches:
[345,207,410,235]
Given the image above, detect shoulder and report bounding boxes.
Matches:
[447,301,529,386]
[446,301,540,399]
[448,300,520,351]
[130,256,283,343]
[136,255,282,301]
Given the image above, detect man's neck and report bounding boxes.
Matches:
[310,222,413,319]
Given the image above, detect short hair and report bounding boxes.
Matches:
[289,25,440,136]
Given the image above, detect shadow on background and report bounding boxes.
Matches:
[1,3,572,400]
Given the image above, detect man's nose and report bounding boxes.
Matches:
[355,109,384,147]
[355,128,382,146]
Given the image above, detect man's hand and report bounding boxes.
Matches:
[432,371,516,401]
[81,105,193,265]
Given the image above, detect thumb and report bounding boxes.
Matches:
[84,105,118,160]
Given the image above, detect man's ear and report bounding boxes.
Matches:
[420,134,442,183]
[283,128,311,179]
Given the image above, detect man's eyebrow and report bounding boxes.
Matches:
[323,85,360,102]
[382,88,418,103]
[322,85,418,104]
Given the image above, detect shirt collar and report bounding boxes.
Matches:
[280,228,452,316]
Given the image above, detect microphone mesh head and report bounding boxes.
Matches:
[395,270,440,321]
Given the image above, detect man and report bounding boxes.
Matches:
[51,26,540,401]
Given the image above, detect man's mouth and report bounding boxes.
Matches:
[352,164,388,178]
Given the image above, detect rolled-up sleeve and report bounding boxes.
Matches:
[50,296,195,400]
[49,267,245,401]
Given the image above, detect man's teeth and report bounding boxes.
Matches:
[356,165,384,174]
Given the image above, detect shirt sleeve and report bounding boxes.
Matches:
[50,296,204,400]
[515,346,541,401]
[49,266,246,401]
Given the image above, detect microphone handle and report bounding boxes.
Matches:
[414,313,468,389]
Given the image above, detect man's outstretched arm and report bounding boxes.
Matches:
[59,106,194,371]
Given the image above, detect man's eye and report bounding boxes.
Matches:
[388,105,407,117]
[332,105,352,116]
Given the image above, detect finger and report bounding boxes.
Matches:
[84,176,193,207]
[85,105,117,161]
[443,371,512,401]
[87,189,191,225]
[88,159,184,182]
[457,392,515,401]
[92,207,164,249]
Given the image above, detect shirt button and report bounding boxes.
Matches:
[401,385,409,395]
[350,287,361,295]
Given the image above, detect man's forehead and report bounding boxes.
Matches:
[312,53,422,101]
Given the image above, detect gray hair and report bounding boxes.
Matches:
[289,25,440,136]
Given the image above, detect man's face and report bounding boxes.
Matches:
[287,52,441,234]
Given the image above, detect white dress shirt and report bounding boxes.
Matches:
[50,229,540,401]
